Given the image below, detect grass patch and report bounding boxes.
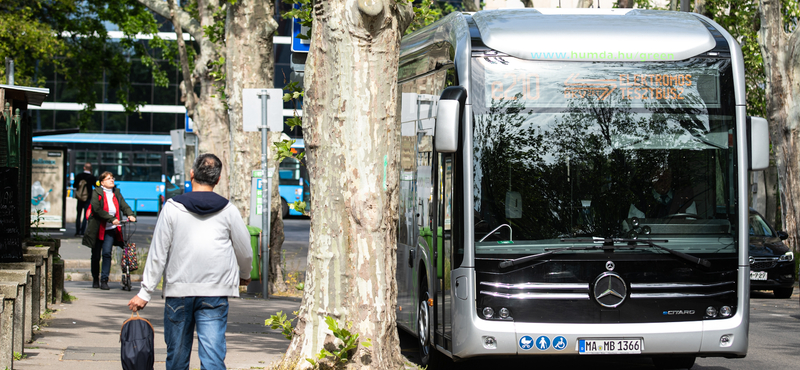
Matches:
[62,290,77,303]
[13,352,26,361]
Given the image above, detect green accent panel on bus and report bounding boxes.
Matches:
[419,227,443,279]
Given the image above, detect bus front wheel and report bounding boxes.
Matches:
[418,285,433,366]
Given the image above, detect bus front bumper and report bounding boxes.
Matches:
[453,315,748,360]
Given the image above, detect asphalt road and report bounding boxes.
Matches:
[59,216,800,369]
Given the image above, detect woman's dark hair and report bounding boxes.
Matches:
[192,153,222,185]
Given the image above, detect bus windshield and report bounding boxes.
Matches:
[471,57,737,254]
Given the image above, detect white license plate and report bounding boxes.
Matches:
[750,271,768,281]
[578,339,642,354]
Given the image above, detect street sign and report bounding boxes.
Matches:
[185,112,193,132]
[291,5,310,53]
[242,89,283,132]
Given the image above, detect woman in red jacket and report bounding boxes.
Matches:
[81,172,136,290]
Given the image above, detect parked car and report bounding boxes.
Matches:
[748,209,796,298]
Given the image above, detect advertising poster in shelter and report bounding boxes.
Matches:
[31,147,66,229]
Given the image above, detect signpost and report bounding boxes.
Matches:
[242,88,282,299]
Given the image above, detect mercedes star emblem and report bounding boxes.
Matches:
[605,261,615,271]
[593,272,627,308]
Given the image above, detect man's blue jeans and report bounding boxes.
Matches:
[164,297,229,370]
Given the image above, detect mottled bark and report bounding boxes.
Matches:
[225,0,277,219]
[577,0,594,8]
[269,130,288,294]
[225,0,286,291]
[757,0,800,253]
[617,0,634,8]
[462,0,480,11]
[281,0,413,368]
[138,0,231,197]
[521,0,534,8]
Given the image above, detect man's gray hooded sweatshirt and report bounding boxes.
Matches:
[137,192,253,302]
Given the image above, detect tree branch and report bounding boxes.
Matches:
[136,0,204,41]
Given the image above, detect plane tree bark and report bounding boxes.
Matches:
[757,0,800,252]
[224,0,287,293]
[142,0,231,197]
[280,0,413,368]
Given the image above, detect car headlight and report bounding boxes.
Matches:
[779,251,794,262]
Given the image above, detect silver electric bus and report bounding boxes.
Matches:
[394,8,769,369]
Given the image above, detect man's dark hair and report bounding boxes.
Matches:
[192,153,222,185]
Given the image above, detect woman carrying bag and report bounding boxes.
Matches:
[82,172,136,290]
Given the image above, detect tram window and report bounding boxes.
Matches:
[75,152,98,172]
[102,152,130,165]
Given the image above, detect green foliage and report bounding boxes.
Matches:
[282,0,313,41]
[62,290,77,303]
[12,351,25,361]
[0,0,173,129]
[30,210,52,241]
[266,310,297,340]
[306,316,371,368]
[406,0,461,34]
[291,201,308,216]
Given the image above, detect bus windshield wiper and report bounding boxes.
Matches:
[497,244,604,269]
[562,238,711,268]
[615,238,712,268]
[497,238,711,269]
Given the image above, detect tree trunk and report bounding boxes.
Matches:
[224,0,287,292]
[757,0,800,253]
[462,0,480,11]
[281,1,413,368]
[521,0,534,8]
[617,0,634,8]
[269,131,288,294]
[139,0,231,198]
[225,0,277,219]
[577,0,594,8]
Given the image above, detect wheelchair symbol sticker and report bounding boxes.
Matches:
[553,336,568,350]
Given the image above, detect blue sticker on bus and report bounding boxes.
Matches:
[535,336,550,350]
[519,335,534,350]
[553,336,567,350]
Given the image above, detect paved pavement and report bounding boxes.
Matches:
[14,280,301,370]
[13,216,304,370]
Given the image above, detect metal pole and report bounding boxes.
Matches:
[259,91,271,299]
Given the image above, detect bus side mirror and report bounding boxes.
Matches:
[747,116,769,171]
[435,86,467,153]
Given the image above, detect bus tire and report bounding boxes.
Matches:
[773,287,793,299]
[418,278,451,369]
[281,198,289,218]
[652,355,696,369]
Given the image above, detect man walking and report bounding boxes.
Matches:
[73,163,96,236]
[128,153,252,370]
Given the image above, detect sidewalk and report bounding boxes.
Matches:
[14,281,301,370]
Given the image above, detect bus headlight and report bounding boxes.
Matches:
[482,307,494,319]
[720,306,732,317]
[499,308,510,319]
[779,251,794,262]
[705,306,718,318]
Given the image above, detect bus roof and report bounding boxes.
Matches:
[32,133,305,148]
[32,133,171,145]
[471,9,718,62]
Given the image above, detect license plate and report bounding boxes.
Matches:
[578,339,642,354]
[750,271,768,281]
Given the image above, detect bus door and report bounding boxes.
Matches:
[435,153,454,350]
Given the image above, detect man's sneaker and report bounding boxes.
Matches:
[100,281,110,290]
[92,278,100,289]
